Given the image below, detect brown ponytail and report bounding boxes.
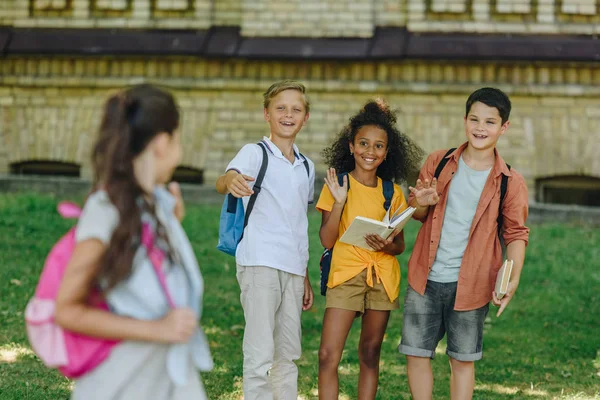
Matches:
[91,84,180,290]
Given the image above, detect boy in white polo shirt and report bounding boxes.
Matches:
[216,80,315,400]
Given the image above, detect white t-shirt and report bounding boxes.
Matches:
[226,137,315,276]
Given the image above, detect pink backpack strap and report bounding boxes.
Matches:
[141,223,176,308]
[57,202,82,219]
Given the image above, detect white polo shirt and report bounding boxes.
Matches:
[226,137,315,276]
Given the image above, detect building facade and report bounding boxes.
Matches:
[0,0,599,204]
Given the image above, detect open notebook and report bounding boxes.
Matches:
[339,206,416,251]
[495,259,513,299]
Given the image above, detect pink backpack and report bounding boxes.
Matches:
[25,201,175,378]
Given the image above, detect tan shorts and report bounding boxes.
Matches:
[325,269,399,314]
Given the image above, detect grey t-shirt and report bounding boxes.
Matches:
[76,191,190,313]
[429,155,491,283]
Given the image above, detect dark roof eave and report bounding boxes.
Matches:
[1,27,598,62]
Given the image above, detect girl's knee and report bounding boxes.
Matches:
[318,346,342,370]
[359,341,382,368]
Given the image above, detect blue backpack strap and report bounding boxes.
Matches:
[497,164,510,237]
[382,179,394,211]
[242,142,269,230]
[434,148,456,179]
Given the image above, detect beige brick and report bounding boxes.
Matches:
[1,57,599,192]
[241,0,374,37]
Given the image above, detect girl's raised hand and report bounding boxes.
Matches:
[409,178,440,207]
[324,168,348,206]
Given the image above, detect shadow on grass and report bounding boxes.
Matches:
[0,343,71,400]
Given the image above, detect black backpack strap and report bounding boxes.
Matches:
[434,148,456,179]
[243,142,269,230]
[299,152,310,177]
[335,173,349,215]
[382,180,394,211]
[497,163,511,237]
[337,172,349,188]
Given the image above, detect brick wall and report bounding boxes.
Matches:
[2,0,599,34]
[1,0,213,29]
[240,0,375,37]
[408,0,600,33]
[1,57,599,193]
[375,0,407,26]
[214,0,242,26]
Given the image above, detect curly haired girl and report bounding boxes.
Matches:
[316,99,423,399]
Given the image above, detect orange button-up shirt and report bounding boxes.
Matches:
[408,143,530,311]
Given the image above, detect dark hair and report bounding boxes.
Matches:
[322,99,424,184]
[91,84,180,290]
[465,87,511,124]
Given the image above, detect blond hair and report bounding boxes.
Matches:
[263,80,310,113]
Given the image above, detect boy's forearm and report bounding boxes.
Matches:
[409,197,430,220]
[215,174,228,194]
[216,170,239,194]
[506,240,526,285]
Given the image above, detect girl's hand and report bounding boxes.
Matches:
[324,168,348,206]
[302,275,314,311]
[154,308,197,343]
[365,229,401,254]
[168,181,185,222]
[409,178,440,207]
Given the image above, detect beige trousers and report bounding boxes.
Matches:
[236,265,305,400]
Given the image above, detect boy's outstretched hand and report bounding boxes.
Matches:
[492,280,519,317]
[303,275,314,311]
[409,178,440,207]
[226,171,255,198]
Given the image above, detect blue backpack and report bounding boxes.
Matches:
[319,174,394,296]
[217,141,309,256]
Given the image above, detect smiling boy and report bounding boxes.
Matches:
[216,80,315,400]
[399,88,530,399]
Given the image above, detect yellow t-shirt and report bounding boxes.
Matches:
[316,174,408,302]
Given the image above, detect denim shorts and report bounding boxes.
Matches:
[398,280,489,362]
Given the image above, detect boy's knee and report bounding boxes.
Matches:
[449,358,474,373]
[359,341,382,369]
[406,355,431,370]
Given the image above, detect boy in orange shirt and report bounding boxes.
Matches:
[400,88,530,400]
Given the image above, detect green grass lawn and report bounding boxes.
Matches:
[0,192,599,399]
